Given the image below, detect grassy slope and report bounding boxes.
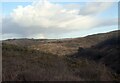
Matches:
[2,30,120,81]
[2,43,115,81]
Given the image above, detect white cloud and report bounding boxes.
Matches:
[2,0,118,39]
[11,0,87,29]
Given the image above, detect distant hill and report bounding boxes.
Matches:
[3,30,119,56]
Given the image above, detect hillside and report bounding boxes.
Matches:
[2,30,120,81]
[2,43,115,81]
[71,35,120,74]
[3,30,119,56]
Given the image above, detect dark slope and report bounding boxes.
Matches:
[72,33,120,74]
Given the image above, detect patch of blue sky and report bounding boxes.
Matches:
[2,2,32,16]
[61,25,118,39]
[96,2,118,19]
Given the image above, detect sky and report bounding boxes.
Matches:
[1,0,119,40]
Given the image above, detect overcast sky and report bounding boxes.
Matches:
[1,0,118,40]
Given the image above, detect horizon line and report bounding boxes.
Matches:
[1,29,119,41]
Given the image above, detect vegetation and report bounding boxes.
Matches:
[2,43,118,81]
[2,43,81,81]
[2,30,120,81]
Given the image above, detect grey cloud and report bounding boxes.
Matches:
[2,17,118,39]
[79,2,114,15]
[2,17,72,38]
